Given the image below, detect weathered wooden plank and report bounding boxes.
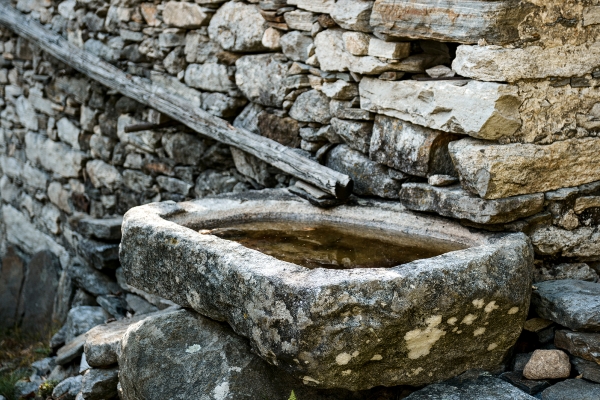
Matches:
[370,0,535,45]
[0,1,353,199]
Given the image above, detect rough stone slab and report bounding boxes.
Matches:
[450,137,600,199]
[453,43,600,82]
[370,115,458,177]
[185,63,236,93]
[529,225,600,260]
[17,250,61,331]
[68,263,121,297]
[163,1,209,29]
[78,239,120,270]
[78,217,123,241]
[0,247,24,329]
[121,191,533,389]
[404,374,537,399]
[571,357,600,383]
[208,2,267,52]
[359,78,521,140]
[52,375,82,399]
[230,147,276,187]
[540,379,600,400]
[369,0,532,45]
[56,333,86,365]
[330,0,373,32]
[532,280,600,332]
[326,144,401,198]
[81,367,119,400]
[290,0,334,14]
[399,183,545,225]
[499,371,550,395]
[555,330,600,364]
[330,118,373,153]
[119,308,400,399]
[235,54,291,108]
[289,90,332,124]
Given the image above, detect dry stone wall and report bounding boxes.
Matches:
[0,0,599,398]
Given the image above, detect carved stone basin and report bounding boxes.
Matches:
[120,189,533,390]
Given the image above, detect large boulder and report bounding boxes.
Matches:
[120,191,534,390]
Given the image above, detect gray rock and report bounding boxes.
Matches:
[81,367,119,400]
[68,263,121,297]
[157,176,193,195]
[13,378,41,399]
[162,132,207,165]
[119,308,382,399]
[571,357,600,383]
[404,374,537,399]
[86,160,123,192]
[555,330,600,364]
[321,80,359,100]
[326,144,402,198]
[66,306,108,344]
[0,246,25,328]
[535,263,599,283]
[330,0,373,32]
[22,163,48,190]
[429,175,459,187]
[370,115,458,177]
[257,112,302,148]
[15,95,38,131]
[84,39,119,63]
[398,184,545,225]
[78,239,120,270]
[185,63,236,93]
[56,333,86,365]
[449,137,600,200]
[280,31,314,62]
[97,295,128,319]
[541,379,600,400]
[529,225,600,260]
[194,169,241,197]
[125,294,158,315]
[235,54,291,107]
[52,375,82,400]
[368,38,411,59]
[89,134,117,162]
[122,170,154,192]
[17,250,61,331]
[78,217,123,241]
[26,132,87,178]
[208,2,268,52]
[532,280,600,331]
[500,371,550,395]
[121,191,533,389]
[331,118,373,153]
[289,90,332,124]
[163,1,209,28]
[283,10,316,31]
[230,147,276,187]
[201,92,247,118]
[57,117,81,150]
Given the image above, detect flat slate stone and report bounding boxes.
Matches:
[78,217,123,241]
[532,280,600,332]
[500,371,550,395]
[404,375,537,399]
[541,379,600,400]
[399,183,544,225]
[56,333,87,365]
[571,357,600,383]
[555,330,600,364]
[121,190,533,390]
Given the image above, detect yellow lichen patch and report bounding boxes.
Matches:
[487,343,498,351]
[404,315,446,360]
[370,354,383,361]
[508,307,519,315]
[335,353,352,365]
[447,317,457,325]
[484,301,499,313]
[411,367,423,376]
[472,299,485,308]
[302,376,319,385]
[461,314,478,325]
[473,327,486,337]
[342,369,352,375]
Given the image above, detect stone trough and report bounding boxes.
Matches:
[120,189,533,390]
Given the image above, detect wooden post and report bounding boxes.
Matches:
[0,1,353,199]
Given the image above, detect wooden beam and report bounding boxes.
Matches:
[0,1,353,199]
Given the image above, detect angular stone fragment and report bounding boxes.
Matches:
[157,176,193,195]
[81,367,119,400]
[532,280,600,331]
[359,78,521,140]
[283,10,315,31]
[57,117,81,150]
[52,376,82,400]
[540,379,600,400]
[574,196,600,214]
[86,160,122,191]
[330,118,373,153]
[330,0,373,32]
[230,148,276,187]
[571,357,600,383]
[66,306,107,344]
[280,31,313,62]
[530,225,600,260]
[370,115,458,177]
[404,375,537,399]
[291,0,334,13]
[399,184,544,225]
[56,333,87,365]
[555,330,600,364]
[15,95,38,131]
[208,2,268,52]
[78,239,120,270]
[235,54,291,107]
[326,144,401,198]
[185,63,236,93]
[523,350,570,380]
[450,137,600,199]
[68,263,121,297]
[342,31,370,56]
[370,0,533,45]
[321,80,358,100]
[368,38,410,59]
[289,90,331,124]
[78,218,122,241]
[163,1,209,28]
[453,44,600,82]
[499,371,550,395]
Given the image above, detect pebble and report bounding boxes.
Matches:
[523,349,571,380]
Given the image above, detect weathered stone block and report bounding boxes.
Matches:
[370,115,458,177]
[359,78,522,140]
[235,54,291,107]
[449,137,600,199]
[330,0,373,32]
[120,192,533,389]
[453,44,600,82]
[208,2,268,52]
[57,117,81,150]
[330,118,373,153]
[184,63,236,93]
[163,1,209,28]
[280,31,314,62]
[368,38,410,59]
[370,0,533,45]
[289,90,332,124]
[555,330,600,364]
[78,217,123,241]
[86,160,123,191]
[529,225,600,260]
[399,183,545,225]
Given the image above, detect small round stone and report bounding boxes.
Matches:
[523,349,571,380]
